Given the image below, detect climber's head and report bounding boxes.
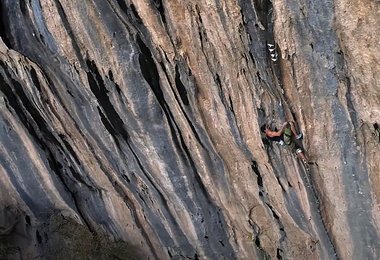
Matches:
[260,124,269,134]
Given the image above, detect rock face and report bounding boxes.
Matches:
[0,0,379,259]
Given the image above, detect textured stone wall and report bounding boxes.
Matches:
[0,0,379,259]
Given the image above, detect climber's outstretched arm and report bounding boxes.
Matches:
[265,123,286,137]
[288,121,303,139]
[288,121,298,136]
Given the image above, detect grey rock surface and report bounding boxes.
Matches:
[0,0,379,259]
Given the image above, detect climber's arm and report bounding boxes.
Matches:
[276,122,289,135]
[288,121,298,136]
[265,122,288,137]
[266,129,282,137]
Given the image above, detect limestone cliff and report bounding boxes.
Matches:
[0,0,379,259]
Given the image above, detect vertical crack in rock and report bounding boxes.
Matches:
[108,177,160,260]
[174,64,189,106]
[374,123,380,143]
[108,70,122,95]
[344,76,358,130]
[193,4,215,73]
[137,35,213,203]
[334,101,379,259]
[277,247,284,259]
[116,0,142,25]
[116,0,129,16]
[29,67,42,93]
[137,35,191,159]
[250,160,287,255]
[125,142,191,242]
[0,2,11,48]
[58,134,81,166]
[265,202,286,242]
[85,52,197,257]
[213,72,252,153]
[160,61,206,150]
[154,0,166,25]
[249,220,270,259]
[136,30,235,259]
[127,153,194,258]
[136,34,167,112]
[0,64,94,233]
[251,161,263,189]
[86,59,129,143]
[299,166,338,258]
[50,0,85,66]
[252,0,272,28]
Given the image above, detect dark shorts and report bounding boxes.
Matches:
[269,136,282,142]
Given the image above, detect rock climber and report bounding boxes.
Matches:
[261,121,308,166]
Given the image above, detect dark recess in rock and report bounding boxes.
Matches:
[122,174,131,183]
[66,89,74,97]
[0,72,92,230]
[154,0,166,24]
[373,123,379,142]
[108,175,160,260]
[266,203,279,220]
[159,61,205,149]
[52,0,84,65]
[19,0,28,15]
[58,134,81,165]
[117,0,142,25]
[252,0,272,29]
[108,70,122,94]
[137,35,165,108]
[86,59,129,142]
[108,70,114,81]
[45,156,94,233]
[30,68,42,92]
[68,165,84,184]
[130,4,143,24]
[25,215,31,226]
[0,3,11,48]
[116,0,128,16]
[175,64,189,106]
[249,50,256,65]
[36,230,42,244]
[137,34,196,163]
[277,248,283,259]
[255,236,261,248]
[276,176,286,192]
[0,68,49,145]
[257,71,262,82]
[251,161,263,187]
